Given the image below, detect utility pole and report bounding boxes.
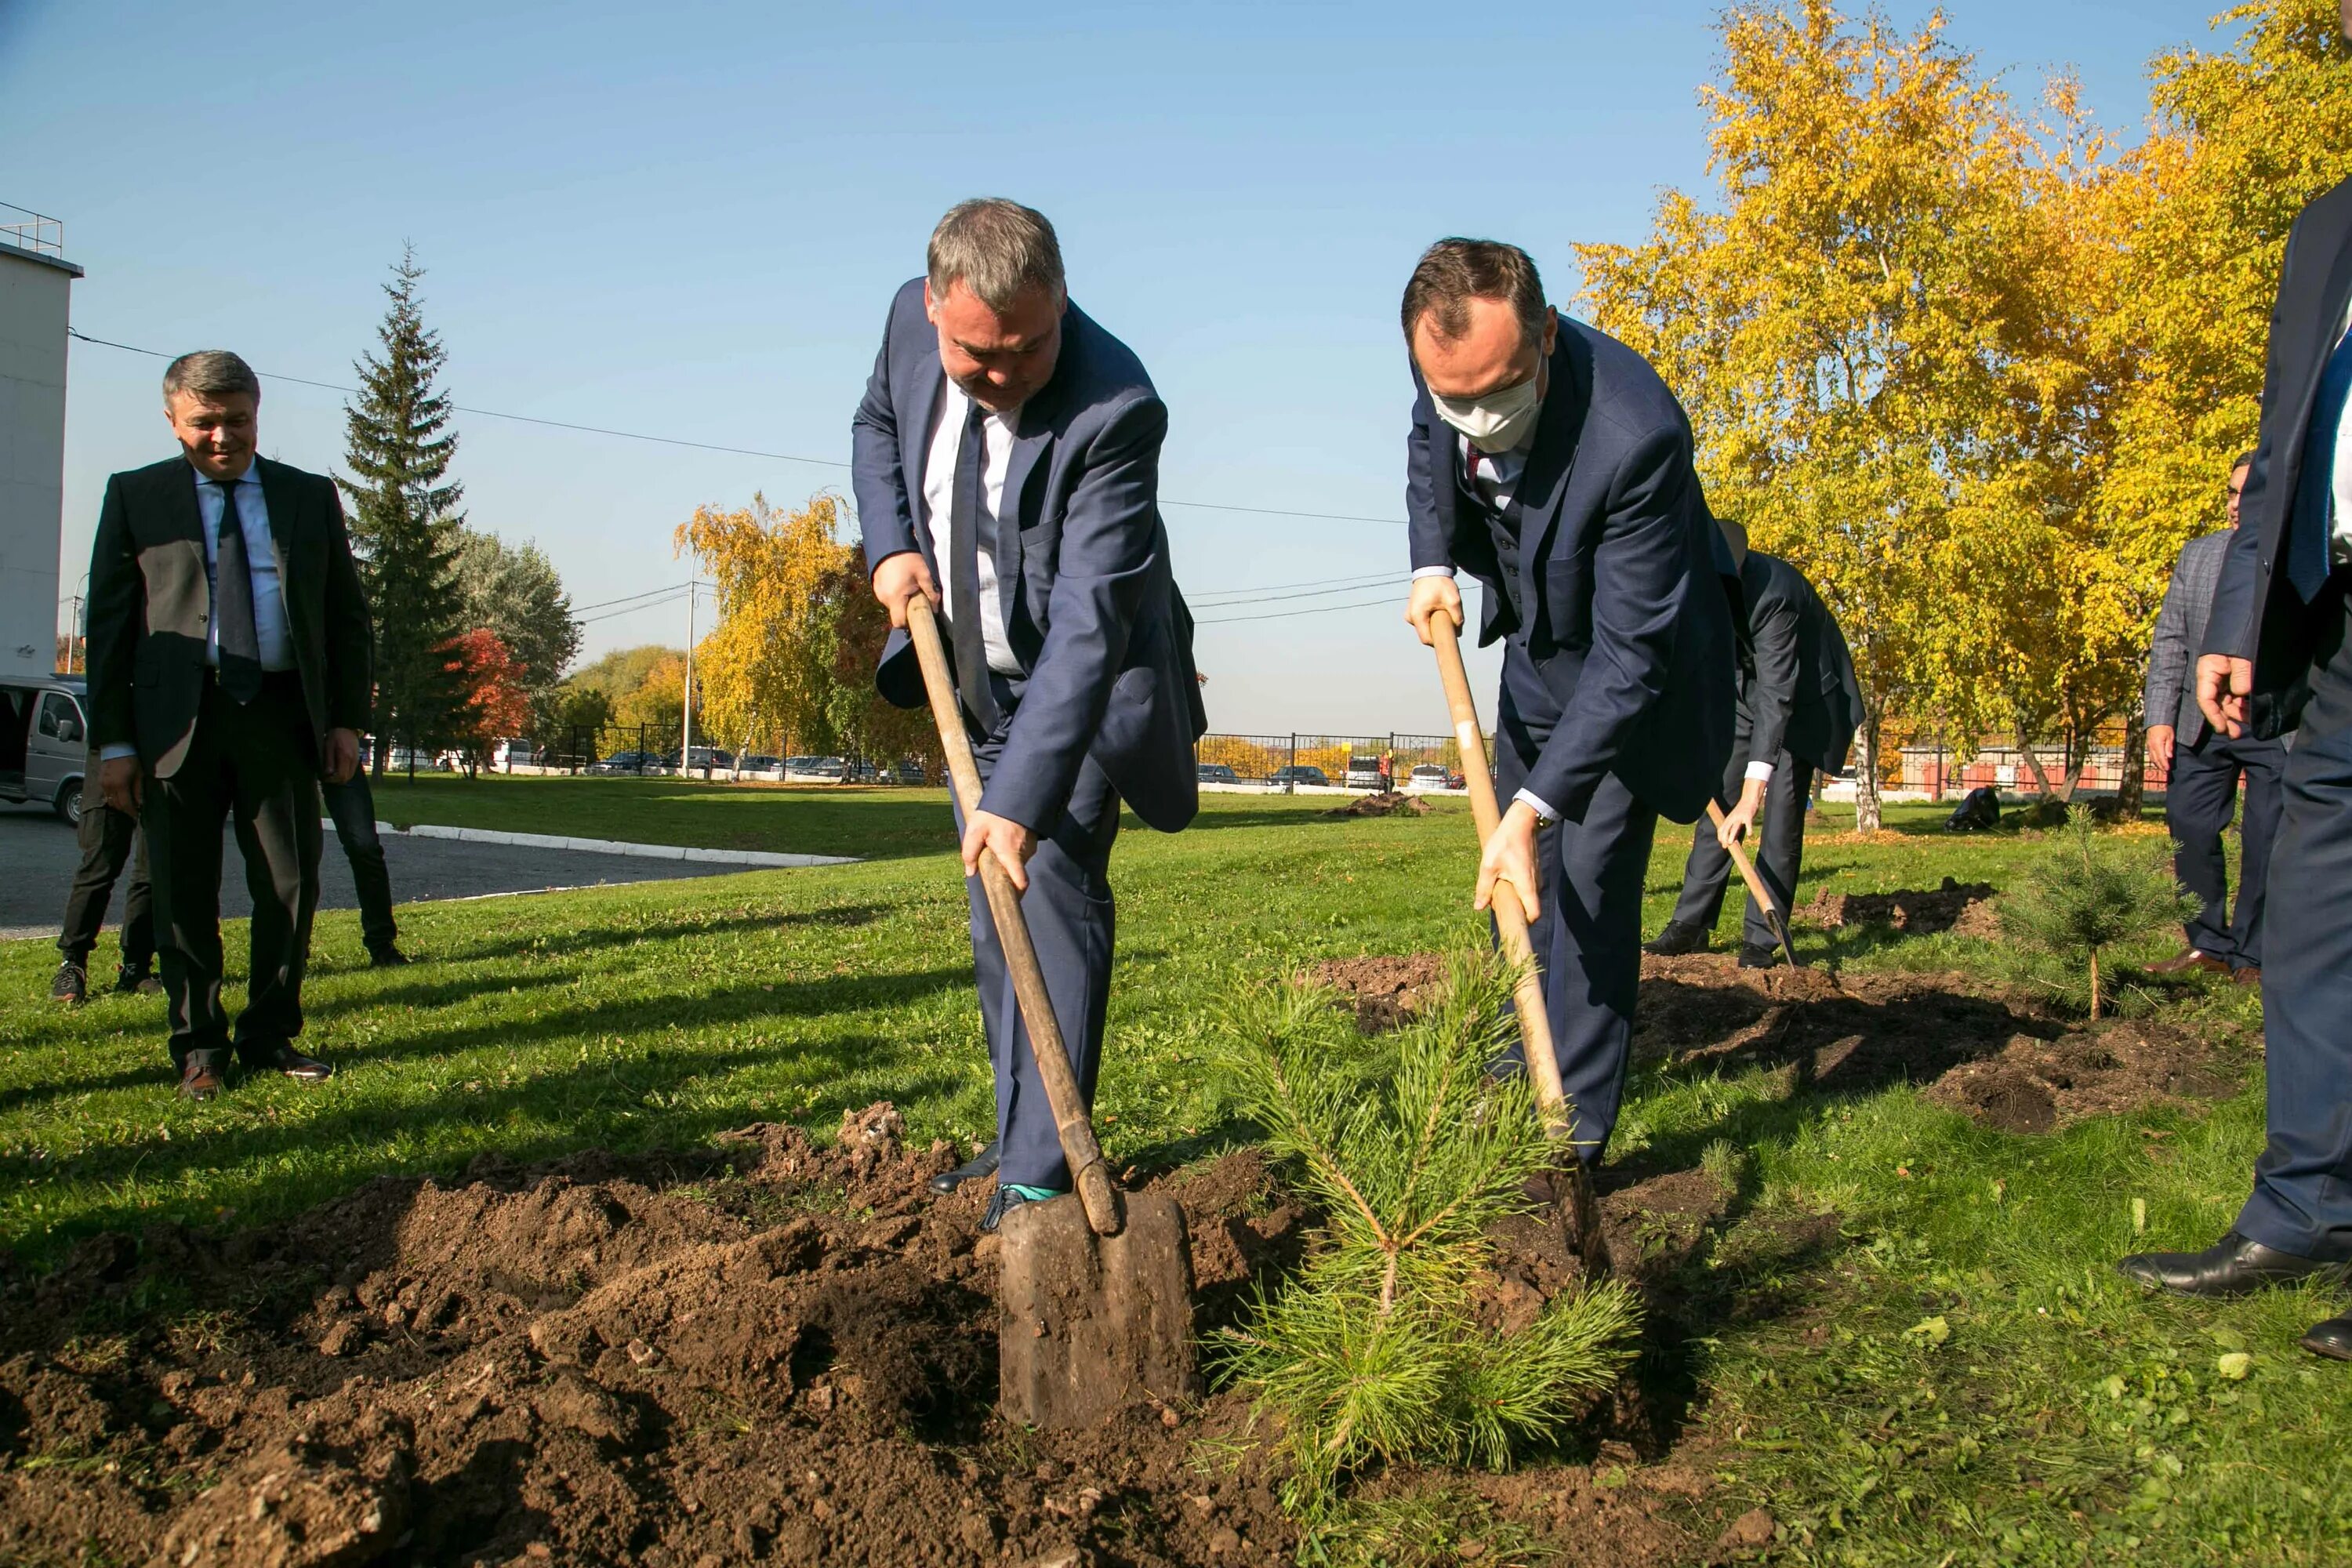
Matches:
[681,581,696,777]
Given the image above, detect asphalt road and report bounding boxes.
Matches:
[0,801,756,946]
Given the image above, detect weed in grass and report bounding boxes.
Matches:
[1208,946,1642,1511]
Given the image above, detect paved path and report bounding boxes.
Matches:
[0,802,767,946]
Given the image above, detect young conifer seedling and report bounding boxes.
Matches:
[1995,814,2194,1018]
[1208,945,1641,1512]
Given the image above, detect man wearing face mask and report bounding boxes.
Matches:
[1402,238,1737,1163]
[851,198,1206,1230]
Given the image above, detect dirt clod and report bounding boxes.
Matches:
[1322,789,1430,818]
[1800,877,2000,938]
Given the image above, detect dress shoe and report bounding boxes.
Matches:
[114,964,162,996]
[1643,920,1711,956]
[248,1044,335,1083]
[177,1056,227,1102]
[2301,1311,2352,1361]
[50,960,87,1007]
[981,1184,1063,1233]
[1736,942,1781,970]
[368,945,410,969]
[2233,966,2262,988]
[2147,949,2229,978]
[2116,1230,2348,1298]
[929,1139,1001,1195]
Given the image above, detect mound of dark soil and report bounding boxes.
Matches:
[0,1110,1315,1568]
[1798,877,2000,938]
[1301,953,1447,1032]
[1322,790,1429,818]
[1923,1020,2241,1134]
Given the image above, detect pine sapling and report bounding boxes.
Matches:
[1995,815,2194,1018]
[1207,945,1642,1510]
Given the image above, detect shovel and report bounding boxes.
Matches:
[1429,619,1605,1266]
[1704,799,1803,971]
[904,595,1200,1428]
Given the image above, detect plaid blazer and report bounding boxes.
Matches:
[2143,531,2231,746]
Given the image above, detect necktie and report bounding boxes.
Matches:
[2288,321,2352,602]
[948,399,1000,731]
[212,476,264,703]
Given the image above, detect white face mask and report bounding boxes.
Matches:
[1428,368,1544,454]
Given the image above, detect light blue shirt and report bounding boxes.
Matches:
[96,460,295,764]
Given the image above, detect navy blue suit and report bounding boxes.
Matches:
[2202,176,2352,1263]
[1407,321,1738,1160]
[852,278,1205,1191]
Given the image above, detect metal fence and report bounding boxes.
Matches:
[1896,722,2160,798]
[1194,731,1490,788]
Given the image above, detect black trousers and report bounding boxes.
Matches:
[56,793,154,971]
[2238,578,2352,1261]
[1494,644,1661,1164]
[1668,722,1813,949]
[2164,729,2285,969]
[956,672,1123,1193]
[322,769,397,953]
[141,673,322,1070]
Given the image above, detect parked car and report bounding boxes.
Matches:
[892,760,928,786]
[492,738,541,769]
[0,675,89,824]
[1197,762,1240,785]
[661,746,735,772]
[1269,764,1329,789]
[786,756,848,781]
[386,746,448,774]
[1345,755,1384,789]
[737,753,782,775]
[1406,763,1451,791]
[847,759,881,782]
[586,750,659,775]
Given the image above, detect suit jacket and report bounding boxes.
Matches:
[1406,321,1737,824]
[2145,530,2232,746]
[84,456,373,778]
[2205,174,2352,735]
[1739,550,1860,776]
[850,278,1207,834]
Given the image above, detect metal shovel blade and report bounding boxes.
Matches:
[997,1191,1203,1429]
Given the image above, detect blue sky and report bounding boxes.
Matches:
[4,0,2230,733]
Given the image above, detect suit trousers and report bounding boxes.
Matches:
[2163,730,2284,969]
[960,684,1123,1192]
[1494,643,1661,1163]
[57,797,154,972]
[142,672,323,1071]
[1668,723,1814,950]
[2235,581,2352,1261]
[322,769,397,953]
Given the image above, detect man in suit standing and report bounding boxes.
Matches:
[2120,56,2352,1357]
[851,199,1205,1229]
[2142,452,2282,987]
[1646,520,1861,967]
[49,760,158,1005]
[1401,238,1737,1164]
[84,350,373,1101]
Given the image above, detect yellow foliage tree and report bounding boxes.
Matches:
[674,493,858,760]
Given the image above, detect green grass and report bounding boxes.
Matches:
[5,786,2341,1564]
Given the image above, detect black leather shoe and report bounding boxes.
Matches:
[114,964,161,996]
[2116,1231,2349,1298]
[982,1185,1062,1233]
[1643,920,1711,956]
[929,1140,1001,1195]
[1736,942,1781,970]
[368,945,410,968]
[248,1044,335,1083]
[51,961,87,1006]
[177,1055,227,1102]
[2301,1312,2352,1361]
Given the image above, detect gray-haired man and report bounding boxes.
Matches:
[83,350,374,1100]
[851,199,1206,1229]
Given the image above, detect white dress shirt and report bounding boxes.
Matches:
[97,461,292,763]
[2331,295,2352,566]
[922,379,1025,675]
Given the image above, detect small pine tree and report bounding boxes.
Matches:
[1208,946,1642,1513]
[1996,815,2195,1018]
[342,246,470,775]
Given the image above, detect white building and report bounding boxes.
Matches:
[0,205,82,682]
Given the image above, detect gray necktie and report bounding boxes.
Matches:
[212,476,263,704]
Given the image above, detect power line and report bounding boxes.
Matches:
[1191,575,1410,608]
[67,327,1410,528]
[574,591,692,627]
[570,581,697,615]
[1193,592,1404,626]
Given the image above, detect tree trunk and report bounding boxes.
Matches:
[2117,717,2147,818]
[2088,949,2103,1021]
[1853,710,1885,834]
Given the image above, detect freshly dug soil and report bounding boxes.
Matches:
[1301,953,1448,1032]
[1798,878,2000,938]
[1922,1019,2242,1134]
[1321,790,1429,819]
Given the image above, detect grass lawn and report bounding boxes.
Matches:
[4,788,2343,1565]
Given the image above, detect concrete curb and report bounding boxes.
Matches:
[335,820,858,869]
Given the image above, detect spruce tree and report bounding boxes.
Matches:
[341,246,469,775]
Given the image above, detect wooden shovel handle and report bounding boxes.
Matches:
[1705,799,1802,970]
[906,597,1123,1237]
[1430,619,1570,1140]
